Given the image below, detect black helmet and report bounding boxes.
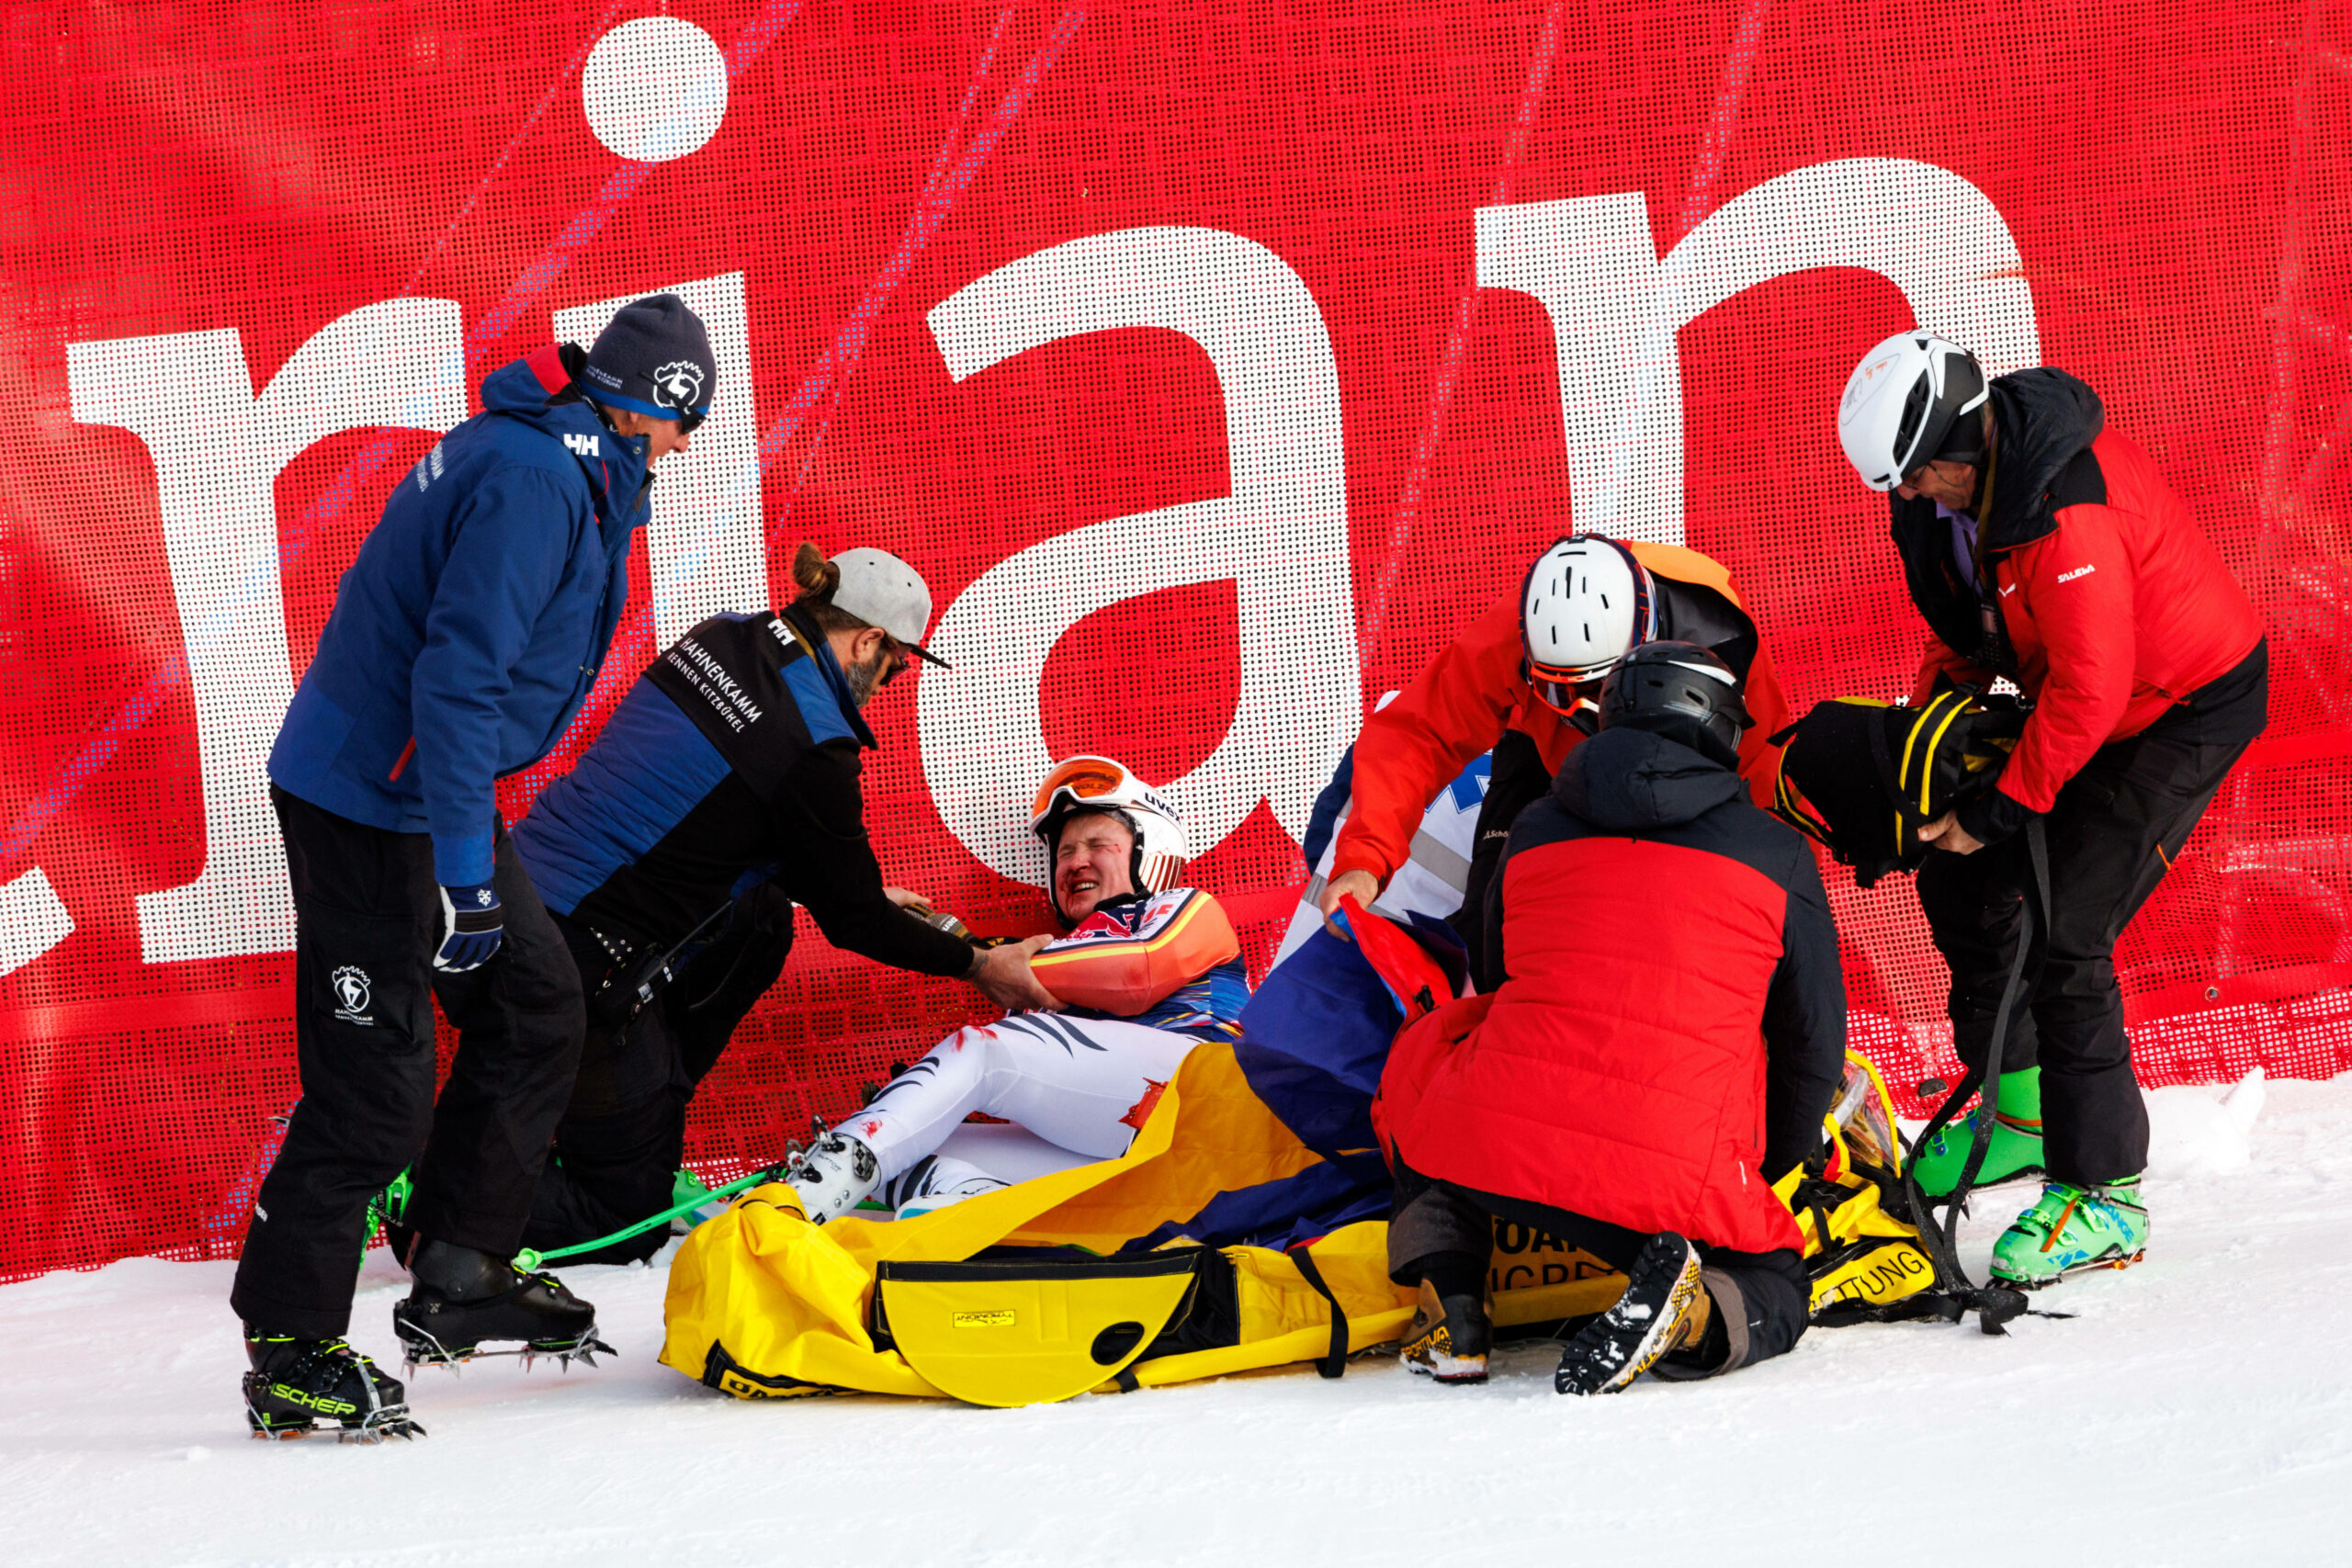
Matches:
[1596,641,1752,767]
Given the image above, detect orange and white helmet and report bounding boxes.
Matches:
[1029,755,1189,924]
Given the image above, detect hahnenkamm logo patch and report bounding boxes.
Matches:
[331,965,375,1026]
[650,359,706,414]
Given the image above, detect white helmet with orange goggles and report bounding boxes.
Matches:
[1029,756,1189,925]
[1521,535,1658,722]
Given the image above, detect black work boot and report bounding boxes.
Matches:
[391,1239,612,1370]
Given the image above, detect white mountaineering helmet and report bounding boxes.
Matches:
[1837,331,1990,491]
[1028,755,1190,925]
[1521,535,1658,721]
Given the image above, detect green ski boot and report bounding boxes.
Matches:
[1989,1177,2148,1288]
[1911,1067,2045,1198]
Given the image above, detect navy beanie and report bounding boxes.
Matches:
[580,294,715,422]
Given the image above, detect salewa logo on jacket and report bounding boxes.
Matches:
[2056,563,2097,583]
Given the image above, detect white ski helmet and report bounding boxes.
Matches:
[1028,755,1189,925]
[1838,331,1990,491]
[1521,535,1658,720]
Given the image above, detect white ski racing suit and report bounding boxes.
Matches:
[846,887,1250,1190]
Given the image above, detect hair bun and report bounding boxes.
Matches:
[790,541,840,600]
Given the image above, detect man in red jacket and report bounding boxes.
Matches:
[1318,535,1791,987]
[1837,332,2268,1287]
[1374,644,1847,1394]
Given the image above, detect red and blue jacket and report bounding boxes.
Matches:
[1375,725,1847,1255]
[267,344,650,886]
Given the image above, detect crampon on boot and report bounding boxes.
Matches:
[1555,1232,1711,1396]
[1399,1278,1492,1385]
[1911,1066,2045,1198]
[392,1239,614,1371]
[786,1128,881,1224]
[243,1329,423,1442]
[883,1155,1009,1221]
[1990,1178,2148,1289]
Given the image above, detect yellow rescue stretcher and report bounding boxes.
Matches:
[662,1045,1931,1406]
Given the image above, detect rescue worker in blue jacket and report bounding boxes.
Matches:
[233,296,711,1441]
[511,542,1058,1262]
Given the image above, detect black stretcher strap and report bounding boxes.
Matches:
[1286,1247,1350,1380]
[1901,816,2051,1336]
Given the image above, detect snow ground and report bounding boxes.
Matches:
[6,1077,2351,1568]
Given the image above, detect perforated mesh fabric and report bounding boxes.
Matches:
[1,1,2348,1279]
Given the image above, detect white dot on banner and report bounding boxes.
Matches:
[581,17,729,164]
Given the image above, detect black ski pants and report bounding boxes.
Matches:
[232,788,585,1339]
[1914,643,2267,1187]
[1386,1157,1810,1380]
[524,886,797,1264]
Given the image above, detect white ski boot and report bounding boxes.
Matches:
[786,1129,882,1223]
[885,1155,1011,1220]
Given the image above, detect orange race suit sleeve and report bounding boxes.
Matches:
[1026,887,1242,1017]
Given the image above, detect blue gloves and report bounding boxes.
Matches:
[434,881,504,972]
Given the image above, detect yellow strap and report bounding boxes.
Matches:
[1917,697,1973,815]
[1897,691,1958,801]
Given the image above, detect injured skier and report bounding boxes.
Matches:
[786,756,1251,1222]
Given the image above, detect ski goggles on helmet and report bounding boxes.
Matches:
[1029,756,1153,839]
[1529,669,1612,724]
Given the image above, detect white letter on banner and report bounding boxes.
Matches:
[553,273,765,649]
[69,299,466,963]
[1477,157,2040,545]
[0,867,74,978]
[920,228,1359,885]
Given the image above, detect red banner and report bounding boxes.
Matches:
[4,0,2349,1279]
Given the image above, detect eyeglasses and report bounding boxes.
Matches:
[675,406,707,436]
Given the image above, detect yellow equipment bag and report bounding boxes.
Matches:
[868,1251,1211,1406]
[1782,1051,1939,1319]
